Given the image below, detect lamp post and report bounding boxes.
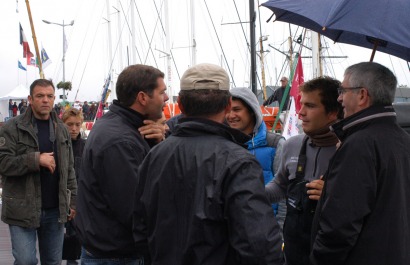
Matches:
[42,19,74,104]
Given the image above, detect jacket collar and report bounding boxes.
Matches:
[247,121,268,149]
[19,105,59,126]
[331,104,396,141]
[109,100,145,129]
[175,117,251,148]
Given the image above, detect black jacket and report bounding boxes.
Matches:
[75,100,151,258]
[133,118,283,265]
[263,86,289,110]
[310,105,410,265]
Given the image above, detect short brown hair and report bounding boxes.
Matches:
[116,64,165,107]
[62,107,84,123]
[30,79,55,96]
[178,89,230,117]
[299,76,343,119]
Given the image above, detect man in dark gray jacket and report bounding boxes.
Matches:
[133,63,283,265]
[0,79,77,264]
[311,62,410,265]
[265,76,343,265]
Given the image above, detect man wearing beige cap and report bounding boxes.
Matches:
[133,63,284,265]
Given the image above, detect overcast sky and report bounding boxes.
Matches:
[1,0,409,103]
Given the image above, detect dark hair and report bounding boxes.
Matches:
[116,64,165,107]
[300,76,343,119]
[345,62,397,105]
[178,89,230,117]
[30,79,55,96]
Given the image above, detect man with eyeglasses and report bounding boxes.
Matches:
[311,62,410,265]
[263,76,290,110]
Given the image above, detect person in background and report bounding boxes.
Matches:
[133,63,283,265]
[263,76,290,110]
[62,107,86,265]
[19,101,27,115]
[75,64,167,264]
[0,79,77,264]
[82,101,90,121]
[265,76,342,265]
[54,103,61,116]
[12,102,18,117]
[18,99,24,112]
[88,103,96,120]
[226,87,286,235]
[310,62,410,265]
[8,99,13,118]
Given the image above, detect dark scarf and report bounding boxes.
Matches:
[306,121,339,147]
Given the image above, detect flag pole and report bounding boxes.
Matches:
[271,29,307,132]
[24,0,44,78]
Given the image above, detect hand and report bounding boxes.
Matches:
[306,175,324,200]
[39,152,56,174]
[68,208,76,221]
[139,120,166,143]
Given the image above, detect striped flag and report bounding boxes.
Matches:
[19,23,33,64]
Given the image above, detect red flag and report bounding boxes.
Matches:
[19,23,34,62]
[95,102,104,119]
[290,56,304,113]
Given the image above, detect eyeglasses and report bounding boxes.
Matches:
[280,79,287,82]
[337,86,363,95]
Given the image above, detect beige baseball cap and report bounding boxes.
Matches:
[180,63,230,91]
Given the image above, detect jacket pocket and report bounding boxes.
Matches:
[16,140,37,155]
[2,196,34,223]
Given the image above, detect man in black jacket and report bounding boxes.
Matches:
[75,64,168,264]
[310,62,410,265]
[263,76,290,110]
[133,63,283,265]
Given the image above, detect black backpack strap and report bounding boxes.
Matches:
[295,135,310,181]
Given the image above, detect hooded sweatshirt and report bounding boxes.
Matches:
[230,87,285,213]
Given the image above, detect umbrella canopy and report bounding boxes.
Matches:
[262,0,410,61]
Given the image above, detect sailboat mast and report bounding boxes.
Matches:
[116,0,123,71]
[249,0,257,95]
[311,31,321,77]
[259,36,267,100]
[106,0,115,99]
[164,0,173,102]
[24,0,44,78]
[190,0,196,66]
[130,0,137,64]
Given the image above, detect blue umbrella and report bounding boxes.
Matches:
[262,0,410,62]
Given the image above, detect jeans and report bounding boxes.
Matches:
[81,248,144,265]
[9,207,64,265]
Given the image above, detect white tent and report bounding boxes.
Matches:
[0,84,29,122]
